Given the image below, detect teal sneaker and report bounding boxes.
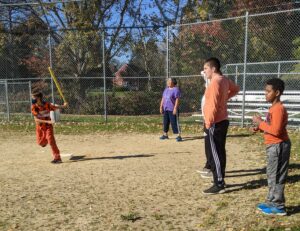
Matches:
[257,203,271,211]
[261,206,287,216]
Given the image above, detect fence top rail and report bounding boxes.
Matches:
[0,0,82,7]
[170,8,300,27]
[170,15,246,27]
[225,60,300,66]
[3,75,203,81]
[229,97,300,102]
[2,72,299,81]
[7,82,30,85]
[248,8,300,17]
[228,101,300,106]
[235,90,300,94]
[226,72,300,76]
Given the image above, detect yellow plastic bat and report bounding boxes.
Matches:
[48,67,67,103]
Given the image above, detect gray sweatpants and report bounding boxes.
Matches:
[265,140,291,209]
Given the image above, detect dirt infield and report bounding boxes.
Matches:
[1,131,300,230]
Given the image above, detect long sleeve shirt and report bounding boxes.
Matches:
[203,75,240,128]
[31,102,57,129]
[259,102,289,144]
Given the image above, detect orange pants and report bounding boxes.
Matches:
[36,125,61,160]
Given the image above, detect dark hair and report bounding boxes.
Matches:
[266,78,285,95]
[205,57,222,74]
[32,91,43,99]
[169,77,177,86]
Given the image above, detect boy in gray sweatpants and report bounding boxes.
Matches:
[252,78,291,216]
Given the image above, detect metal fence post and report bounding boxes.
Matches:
[29,81,32,117]
[5,80,10,121]
[48,33,55,103]
[166,25,169,79]
[241,11,249,127]
[277,63,281,78]
[235,65,238,84]
[102,31,107,123]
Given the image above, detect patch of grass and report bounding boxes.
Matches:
[0,220,9,229]
[0,114,201,135]
[117,224,130,230]
[120,212,142,222]
[260,227,300,231]
[165,220,173,225]
[216,201,229,209]
[152,213,164,220]
[201,211,218,227]
[1,115,300,149]
[289,132,300,160]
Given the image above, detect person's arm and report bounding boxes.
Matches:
[173,98,179,115]
[31,104,52,124]
[251,113,263,133]
[50,102,68,110]
[249,126,262,133]
[253,107,286,136]
[173,88,181,115]
[228,79,240,99]
[205,82,220,129]
[160,98,164,114]
[34,116,53,124]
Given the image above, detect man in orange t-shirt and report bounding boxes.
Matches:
[252,78,291,216]
[201,57,240,195]
[31,91,68,164]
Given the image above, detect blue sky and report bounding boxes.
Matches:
[108,0,188,64]
[1,0,188,65]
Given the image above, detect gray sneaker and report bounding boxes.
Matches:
[197,167,211,174]
[200,171,213,179]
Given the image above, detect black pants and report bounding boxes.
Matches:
[204,120,229,185]
[163,110,180,134]
[203,123,211,169]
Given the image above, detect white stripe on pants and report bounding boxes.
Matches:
[209,126,223,182]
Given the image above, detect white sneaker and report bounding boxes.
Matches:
[196,167,211,174]
[200,171,213,179]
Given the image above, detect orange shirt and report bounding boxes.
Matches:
[31,102,57,128]
[203,75,240,128]
[259,102,289,144]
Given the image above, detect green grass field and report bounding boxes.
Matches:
[0,114,199,134]
[1,114,299,159]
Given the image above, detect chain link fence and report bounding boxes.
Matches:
[7,81,32,118]
[168,9,300,126]
[168,15,246,124]
[0,80,32,120]
[0,80,7,119]
[1,7,300,126]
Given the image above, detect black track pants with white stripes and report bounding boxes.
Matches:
[204,123,212,169]
[204,120,229,185]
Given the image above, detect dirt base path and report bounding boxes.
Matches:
[1,132,299,230]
